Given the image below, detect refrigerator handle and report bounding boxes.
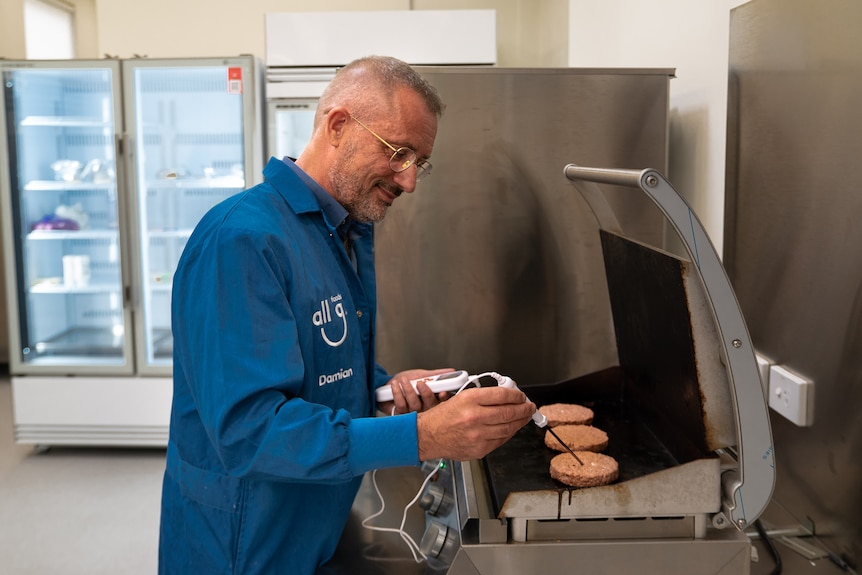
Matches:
[117,133,140,311]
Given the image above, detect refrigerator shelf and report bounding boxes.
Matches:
[148,229,192,239]
[152,330,173,359]
[19,116,110,128]
[27,229,118,241]
[25,327,171,361]
[29,282,120,294]
[145,176,245,190]
[30,326,125,358]
[25,180,114,192]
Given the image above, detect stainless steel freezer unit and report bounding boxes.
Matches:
[0,56,263,446]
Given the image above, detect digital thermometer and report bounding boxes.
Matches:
[496,375,584,465]
[375,370,470,403]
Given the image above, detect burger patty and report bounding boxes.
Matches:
[544,424,609,452]
[538,403,594,426]
[549,452,619,487]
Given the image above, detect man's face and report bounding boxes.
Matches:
[329,90,437,223]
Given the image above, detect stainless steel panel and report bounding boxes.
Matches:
[374,68,671,385]
[725,0,862,564]
[451,533,751,575]
[325,466,749,575]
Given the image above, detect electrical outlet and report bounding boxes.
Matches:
[768,365,815,426]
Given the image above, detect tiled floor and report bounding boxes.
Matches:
[0,374,165,575]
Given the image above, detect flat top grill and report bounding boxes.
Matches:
[483,369,690,517]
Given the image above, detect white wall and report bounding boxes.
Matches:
[569,0,749,256]
[90,0,569,67]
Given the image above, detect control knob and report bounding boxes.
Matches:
[420,520,449,559]
[418,482,446,516]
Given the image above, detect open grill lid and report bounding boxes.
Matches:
[558,166,774,531]
[483,230,733,522]
[479,166,775,532]
[483,226,741,521]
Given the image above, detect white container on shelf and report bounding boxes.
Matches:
[62,255,90,287]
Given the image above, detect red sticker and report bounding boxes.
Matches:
[227,67,243,94]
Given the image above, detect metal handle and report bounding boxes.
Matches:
[563,164,646,188]
[563,164,776,531]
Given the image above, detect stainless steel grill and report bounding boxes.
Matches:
[411,167,775,575]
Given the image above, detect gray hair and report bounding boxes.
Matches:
[316,55,444,125]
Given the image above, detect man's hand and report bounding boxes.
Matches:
[378,368,455,416]
[415,385,535,461]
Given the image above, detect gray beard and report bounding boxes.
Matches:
[328,153,390,223]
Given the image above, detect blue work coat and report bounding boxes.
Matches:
[158,158,420,574]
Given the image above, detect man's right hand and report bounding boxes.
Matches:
[415,385,535,461]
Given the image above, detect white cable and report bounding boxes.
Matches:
[462,371,499,392]
[362,460,442,563]
[362,371,510,562]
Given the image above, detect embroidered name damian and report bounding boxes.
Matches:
[319,367,354,387]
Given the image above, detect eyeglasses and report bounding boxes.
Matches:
[349,114,432,180]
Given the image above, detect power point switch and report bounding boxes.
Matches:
[768,364,815,427]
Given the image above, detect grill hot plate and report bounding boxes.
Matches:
[484,368,680,514]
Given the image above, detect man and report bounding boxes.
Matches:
[158,55,535,574]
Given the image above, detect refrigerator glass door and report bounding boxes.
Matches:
[267,99,316,159]
[125,60,252,372]
[1,62,132,372]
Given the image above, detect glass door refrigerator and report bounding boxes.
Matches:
[0,56,263,446]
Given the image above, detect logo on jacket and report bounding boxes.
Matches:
[313,294,347,347]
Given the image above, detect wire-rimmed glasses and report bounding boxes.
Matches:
[349,114,432,180]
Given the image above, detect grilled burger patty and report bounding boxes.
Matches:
[549,452,619,487]
[538,403,594,426]
[544,424,609,452]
